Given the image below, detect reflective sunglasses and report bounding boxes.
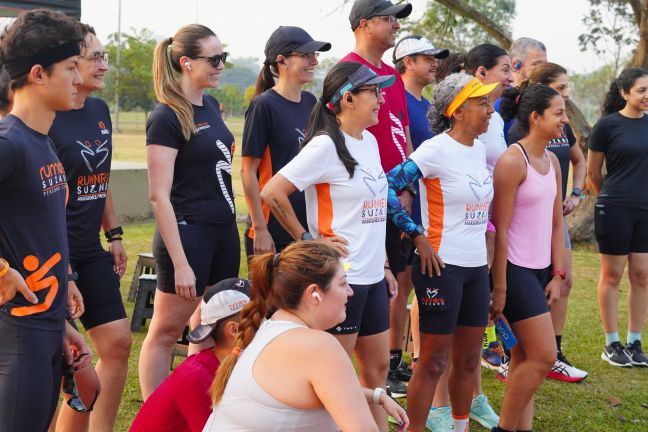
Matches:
[62,354,100,413]
[192,52,228,68]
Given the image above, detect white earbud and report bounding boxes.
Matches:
[312,291,322,302]
[184,62,192,70]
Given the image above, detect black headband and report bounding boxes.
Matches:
[4,41,81,80]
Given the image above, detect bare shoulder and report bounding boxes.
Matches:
[494,145,526,180]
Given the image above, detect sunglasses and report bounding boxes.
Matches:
[62,354,100,413]
[192,52,228,68]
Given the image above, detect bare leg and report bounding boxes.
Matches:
[597,254,627,333]
[355,331,390,432]
[448,326,485,417]
[389,266,413,356]
[628,253,648,334]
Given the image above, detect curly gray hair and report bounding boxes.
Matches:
[427,73,474,134]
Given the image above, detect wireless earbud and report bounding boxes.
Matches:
[513,60,521,72]
[184,62,192,70]
[312,292,322,302]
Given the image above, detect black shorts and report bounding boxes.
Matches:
[595,203,648,255]
[153,220,240,296]
[328,279,390,337]
[71,251,127,330]
[412,257,490,334]
[386,221,412,275]
[0,317,64,432]
[503,261,552,324]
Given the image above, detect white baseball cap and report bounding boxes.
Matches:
[186,278,250,343]
[393,35,449,63]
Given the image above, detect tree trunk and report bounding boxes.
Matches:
[434,0,513,48]
[629,0,648,68]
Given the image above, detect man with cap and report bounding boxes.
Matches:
[386,34,449,394]
[341,0,415,398]
[130,278,250,432]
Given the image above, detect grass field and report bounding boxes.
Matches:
[106,122,647,431]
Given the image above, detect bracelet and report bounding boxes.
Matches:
[372,387,386,405]
[0,258,9,278]
[107,236,122,243]
[104,225,124,240]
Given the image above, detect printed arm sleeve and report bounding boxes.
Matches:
[386,159,423,236]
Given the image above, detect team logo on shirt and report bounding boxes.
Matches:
[195,121,211,133]
[464,174,492,226]
[215,140,235,214]
[39,161,67,197]
[360,167,387,224]
[389,111,407,162]
[98,120,110,135]
[295,128,306,146]
[76,139,110,201]
[10,252,62,317]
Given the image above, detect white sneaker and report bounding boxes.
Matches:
[546,352,588,383]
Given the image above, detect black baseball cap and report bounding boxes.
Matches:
[186,278,250,344]
[349,0,413,31]
[264,26,331,62]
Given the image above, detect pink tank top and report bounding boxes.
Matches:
[507,143,556,269]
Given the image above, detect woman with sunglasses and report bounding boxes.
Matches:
[48,23,131,432]
[386,73,498,432]
[262,61,398,431]
[241,26,330,260]
[139,24,239,399]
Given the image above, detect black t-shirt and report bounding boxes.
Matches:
[508,121,576,199]
[242,89,313,245]
[50,97,112,261]
[146,95,236,224]
[588,112,648,209]
[0,115,69,330]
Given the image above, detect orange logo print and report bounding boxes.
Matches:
[98,120,106,130]
[10,253,61,317]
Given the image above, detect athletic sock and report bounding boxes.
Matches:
[555,334,563,353]
[605,331,620,346]
[451,413,469,431]
[484,325,497,349]
[627,331,642,344]
[389,349,403,371]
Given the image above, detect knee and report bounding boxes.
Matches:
[453,350,481,374]
[601,270,624,288]
[359,360,389,387]
[629,269,648,289]
[532,349,556,373]
[419,354,448,378]
[97,331,132,361]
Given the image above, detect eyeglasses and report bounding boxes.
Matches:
[371,15,398,24]
[287,52,319,61]
[192,52,228,68]
[62,354,99,413]
[352,85,382,98]
[80,51,109,65]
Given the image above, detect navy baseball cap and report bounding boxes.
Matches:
[327,63,395,107]
[186,278,250,344]
[264,26,331,62]
[349,0,412,31]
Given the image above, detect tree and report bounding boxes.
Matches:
[100,28,157,116]
[209,84,244,117]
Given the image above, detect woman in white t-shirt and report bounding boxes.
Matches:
[261,62,398,431]
[386,73,498,432]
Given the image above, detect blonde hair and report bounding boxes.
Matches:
[152,24,216,141]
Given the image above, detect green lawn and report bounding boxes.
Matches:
[106,121,647,431]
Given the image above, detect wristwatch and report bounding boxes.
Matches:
[570,188,585,201]
[408,224,425,240]
[68,271,79,282]
[104,225,124,240]
[300,232,314,241]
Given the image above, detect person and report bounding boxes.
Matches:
[139,24,240,399]
[241,26,330,259]
[492,83,567,432]
[507,62,588,381]
[205,241,409,431]
[48,23,132,431]
[130,278,250,432]
[587,67,648,368]
[261,61,397,431]
[389,33,448,396]
[435,52,466,82]
[386,73,498,432]
[0,9,91,431]
[0,66,11,116]
[342,0,414,397]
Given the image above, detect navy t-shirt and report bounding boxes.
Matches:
[0,115,69,330]
[146,95,236,224]
[508,121,576,199]
[50,97,112,261]
[405,91,434,226]
[588,112,648,209]
[242,89,313,245]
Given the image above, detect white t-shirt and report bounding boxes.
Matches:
[411,133,492,267]
[279,131,387,285]
[479,112,506,175]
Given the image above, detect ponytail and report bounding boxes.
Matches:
[254,62,277,98]
[152,24,217,142]
[601,67,648,116]
[500,82,559,136]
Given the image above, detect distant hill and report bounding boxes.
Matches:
[220,57,260,93]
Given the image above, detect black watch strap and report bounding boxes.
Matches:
[104,225,124,240]
[68,271,78,282]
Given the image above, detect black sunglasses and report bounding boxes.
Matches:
[62,354,99,413]
[192,52,228,68]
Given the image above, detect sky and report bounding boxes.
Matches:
[79,0,604,74]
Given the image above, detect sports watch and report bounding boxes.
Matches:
[409,224,425,240]
[300,232,314,241]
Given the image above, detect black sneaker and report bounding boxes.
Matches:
[624,340,648,367]
[392,363,412,382]
[386,370,407,398]
[601,341,632,367]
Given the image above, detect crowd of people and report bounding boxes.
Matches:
[0,0,646,431]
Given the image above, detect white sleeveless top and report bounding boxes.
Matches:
[203,320,339,431]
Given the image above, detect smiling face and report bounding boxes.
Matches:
[455,95,494,137]
[184,35,225,89]
[533,94,568,140]
[279,51,319,85]
[407,54,438,86]
[78,32,108,92]
[549,73,570,102]
[621,75,648,113]
[346,83,385,127]
[363,15,401,50]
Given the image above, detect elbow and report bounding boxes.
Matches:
[259,185,273,206]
